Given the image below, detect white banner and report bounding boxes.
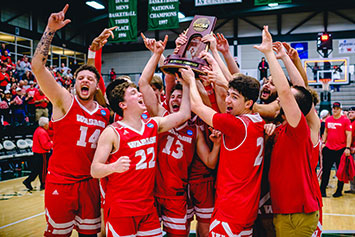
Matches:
[195,0,242,6]
[338,39,355,54]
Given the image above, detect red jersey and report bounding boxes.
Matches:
[26,87,38,104]
[47,96,110,184]
[325,115,352,150]
[269,115,319,214]
[155,112,197,198]
[351,120,355,148]
[34,91,48,108]
[105,119,158,217]
[312,141,323,210]
[212,113,265,225]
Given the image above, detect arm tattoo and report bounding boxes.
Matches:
[33,29,55,63]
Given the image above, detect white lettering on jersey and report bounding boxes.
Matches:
[327,122,342,129]
[127,136,157,149]
[76,114,106,128]
[168,129,192,144]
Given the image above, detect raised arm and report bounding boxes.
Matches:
[138,35,168,117]
[180,67,217,127]
[254,26,301,127]
[215,33,240,74]
[202,34,233,82]
[196,127,221,169]
[31,5,72,116]
[283,42,308,87]
[91,127,130,178]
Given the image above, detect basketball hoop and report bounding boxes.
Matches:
[319,78,331,91]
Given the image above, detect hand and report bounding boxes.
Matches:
[153,35,168,55]
[264,123,276,136]
[141,32,156,52]
[175,32,188,48]
[209,127,222,144]
[47,4,71,31]
[201,34,217,51]
[253,26,273,54]
[111,156,130,173]
[178,67,195,85]
[351,147,355,154]
[199,51,217,66]
[272,42,287,60]
[282,42,299,61]
[215,33,230,54]
[90,27,117,51]
[344,148,351,157]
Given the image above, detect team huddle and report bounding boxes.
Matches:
[33,5,324,237]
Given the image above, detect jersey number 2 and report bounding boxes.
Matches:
[254,137,264,166]
[136,147,155,170]
[76,126,101,148]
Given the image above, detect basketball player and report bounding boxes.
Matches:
[255,26,319,236]
[90,37,192,237]
[31,5,110,236]
[180,66,265,237]
[138,38,221,236]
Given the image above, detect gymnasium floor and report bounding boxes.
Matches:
[0,171,354,236]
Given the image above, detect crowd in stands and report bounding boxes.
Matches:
[0,43,75,127]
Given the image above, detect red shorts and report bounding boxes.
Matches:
[156,197,188,235]
[44,179,101,236]
[188,179,215,223]
[209,218,253,237]
[106,211,162,237]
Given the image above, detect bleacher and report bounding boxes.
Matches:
[0,125,37,181]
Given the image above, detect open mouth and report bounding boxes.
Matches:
[81,86,89,96]
[226,106,233,113]
[171,104,180,112]
[261,88,270,98]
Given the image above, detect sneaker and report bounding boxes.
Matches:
[332,192,343,198]
[344,190,355,194]
[23,180,33,191]
[321,192,327,197]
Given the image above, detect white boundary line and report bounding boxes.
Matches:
[0,212,45,229]
[323,213,355,217]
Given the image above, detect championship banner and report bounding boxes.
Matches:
[254,0,291,6]
[108,0,137,42]
[195,0,242,6]
[148,0,179,31]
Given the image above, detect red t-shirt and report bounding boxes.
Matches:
[155,111,197,198]
[351,120,355,148]
[47,96,110,184]
[325,115,352,150]
[212,113,265,225]
[34,91,49,108]
[0,72,10,87]
[269,115,319,214]
[32,127,53,153]
[105,119,158,217]
[26,87,38,104]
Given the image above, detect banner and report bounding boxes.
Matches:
[338,39,355,54]
[254,0,291,6]
[291,42,308,59]
[195,0,242,6]
[148,0,179,30]
[108,0,137,42]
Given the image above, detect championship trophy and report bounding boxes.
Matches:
[160,15,217,76]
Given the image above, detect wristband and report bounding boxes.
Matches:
[88,49,96,59]
[345,147,350,150]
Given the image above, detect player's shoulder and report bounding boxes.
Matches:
[241,113,265,124]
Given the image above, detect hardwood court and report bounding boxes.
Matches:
[0,171,354,236]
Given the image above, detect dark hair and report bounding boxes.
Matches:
[170,83,183,95]
[106,79,136,117]
[229,74,260,108]
[74,64,101,82]
[293,85,313,116]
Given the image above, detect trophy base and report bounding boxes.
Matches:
[159,55,207,77]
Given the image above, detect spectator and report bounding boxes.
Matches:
[258,57,269,80]
[34,88,49,121]
[18,55,31,80]
[58,62,69,75]
[0,43,10,57]
[110,68,116,81]
[0,64,10,91]
[1,90,12,125]
[10,87,26,125]
[25,81,38,123]
[62,68,73,78]
[23,117,53,191]
[320,102,352,197]
[344,106,355,194]
[1,50,12,64]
